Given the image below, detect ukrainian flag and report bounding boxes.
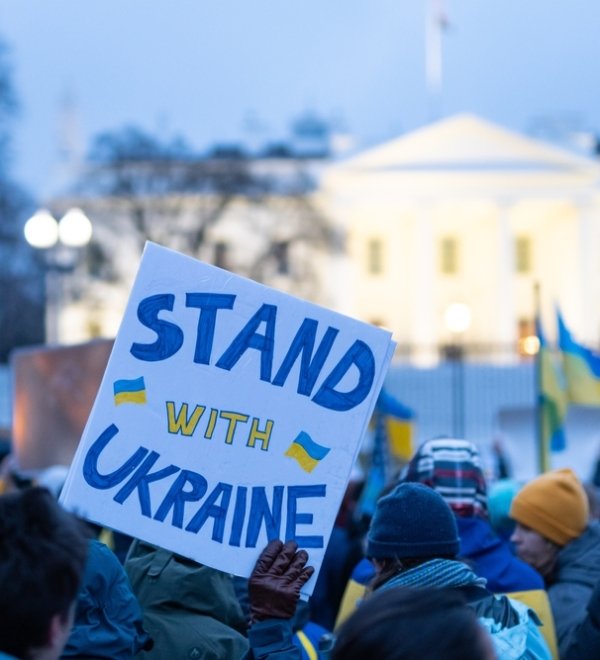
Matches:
[357,389,415,517]
[113,377,147,405]
[557,311,600,406]
[285,432,330,473]
[377,389,415,462]
[537,317,568,455]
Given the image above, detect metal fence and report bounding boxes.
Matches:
[386,343,536,447]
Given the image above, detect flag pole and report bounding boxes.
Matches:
[534,282,549,473]
[426,0,445,121]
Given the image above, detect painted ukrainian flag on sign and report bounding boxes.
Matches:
[113,377,147,405]
[558,310,600,406]
[285,431,330,473]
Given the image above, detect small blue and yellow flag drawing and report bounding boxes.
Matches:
[285,431,330,473]
[113,377,147,405]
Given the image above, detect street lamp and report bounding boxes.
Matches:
[24,208,92,345]
[444,302,472,438]
[444,302,472,337]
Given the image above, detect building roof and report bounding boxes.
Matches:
[323,114,600,197]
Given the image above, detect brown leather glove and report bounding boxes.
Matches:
[248,539,315,624]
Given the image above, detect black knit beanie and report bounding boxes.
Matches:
[367,482,460,559]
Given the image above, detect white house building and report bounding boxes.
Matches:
[320,113,600,362]
[44,113,600,365]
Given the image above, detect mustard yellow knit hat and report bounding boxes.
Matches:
[510,468,589,546]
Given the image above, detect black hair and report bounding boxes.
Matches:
[0,487,89,657]
[333,587,491,660]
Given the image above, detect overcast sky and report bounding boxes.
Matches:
[2,1,600,197]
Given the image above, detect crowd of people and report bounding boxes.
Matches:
[1,435,600,659]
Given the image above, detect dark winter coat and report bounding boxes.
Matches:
[548,522,600,657]
[563,576,600,660]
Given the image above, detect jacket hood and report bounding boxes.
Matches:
[457,515,503,557]
[125,540,247,634]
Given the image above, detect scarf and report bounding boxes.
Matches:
[379,558,487,592]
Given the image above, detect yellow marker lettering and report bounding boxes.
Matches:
[166,402,205,436]
[247,418,274,451]
[219,411,249,444]
[205,408,219,439]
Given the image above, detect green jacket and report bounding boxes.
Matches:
[125,541,249,660]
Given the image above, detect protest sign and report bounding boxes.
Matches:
[60,242,395,592]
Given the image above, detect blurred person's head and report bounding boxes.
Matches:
[510,468,588,578]
[366,482,460,586]
[402,438,487,518]
[0,453,35,495]
[332,587,496,660]
[0,487,88,659]
[488,478,520,539]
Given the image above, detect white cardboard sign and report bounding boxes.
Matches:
[60,242,395,592]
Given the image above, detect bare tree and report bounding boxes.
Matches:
[0,38,40,361]
[65,124,341,307]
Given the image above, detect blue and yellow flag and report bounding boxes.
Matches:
[537,317,568,456]
[285,432,330,473]
[557,311,600,406]
[358,388,415,518]
[377,388,415,462]
[113,377,147,405]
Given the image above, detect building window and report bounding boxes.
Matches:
[440,236,458,274]
[214,241,228,270]
[515,236,531,274]
[367,238,384,275]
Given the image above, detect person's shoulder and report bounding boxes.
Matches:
[557,524,600,582]
[83,538,127,587]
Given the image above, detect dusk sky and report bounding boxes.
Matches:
[2,1,600,197]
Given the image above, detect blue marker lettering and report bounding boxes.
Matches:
[312,340,375,411]
[130,293,184,361]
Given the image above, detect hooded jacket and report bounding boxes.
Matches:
[457,516,544,593]
[549,522,600,657]
[125,540,249,660]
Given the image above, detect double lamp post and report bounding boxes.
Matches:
[23,208,92,345]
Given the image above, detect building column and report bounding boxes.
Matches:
[576,201,598,344]
[324,196,355,317]
[410,207,437,365]
[496,204,516,360]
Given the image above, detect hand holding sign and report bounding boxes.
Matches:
[248,539,314,623]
